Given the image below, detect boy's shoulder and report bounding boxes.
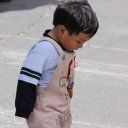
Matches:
[31,40,58,55]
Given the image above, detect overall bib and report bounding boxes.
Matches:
[27,37,75,128]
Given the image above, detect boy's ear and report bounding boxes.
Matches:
[58,25,67,36]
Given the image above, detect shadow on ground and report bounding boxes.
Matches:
[0,0,62,12]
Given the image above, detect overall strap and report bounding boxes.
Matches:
[40,37,64,55]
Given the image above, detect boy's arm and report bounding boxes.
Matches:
[15,80,36,119]
[15,41,56,119]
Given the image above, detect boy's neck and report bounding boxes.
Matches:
[48,28,67,51]
[48,28,60,44]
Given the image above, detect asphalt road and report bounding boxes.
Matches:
[0,0,128,128]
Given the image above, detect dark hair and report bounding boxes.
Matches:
[53,0,99,37]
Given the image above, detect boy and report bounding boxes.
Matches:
[15,0,99,128]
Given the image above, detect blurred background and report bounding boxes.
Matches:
[0,0,128,128]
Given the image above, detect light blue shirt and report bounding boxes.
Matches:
[19,40,59,87]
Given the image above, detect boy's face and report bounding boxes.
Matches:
[60,28,91,51]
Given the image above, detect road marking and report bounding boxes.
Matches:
[0,47,128,78]
[0,107,123,128]
[76,59,128,78]
[0,34,128,53]
[89,44,128,53]
[73,120,124,128]
[0,34,38,41]
[1,50,128,78]
[0,50,26,60]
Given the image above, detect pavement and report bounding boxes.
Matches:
[0,0,128,128]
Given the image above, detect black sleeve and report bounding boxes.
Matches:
[15,80,36,119]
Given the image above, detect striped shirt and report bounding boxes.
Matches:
[19,40,59,87]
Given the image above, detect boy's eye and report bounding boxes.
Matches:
[77,40,82,44]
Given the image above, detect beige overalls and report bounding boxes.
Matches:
[27,37,75,128]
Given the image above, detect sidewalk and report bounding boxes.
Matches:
[0,0,128,128]
[0,1,59,128]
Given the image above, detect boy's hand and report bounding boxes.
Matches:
[67,83,74,98]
